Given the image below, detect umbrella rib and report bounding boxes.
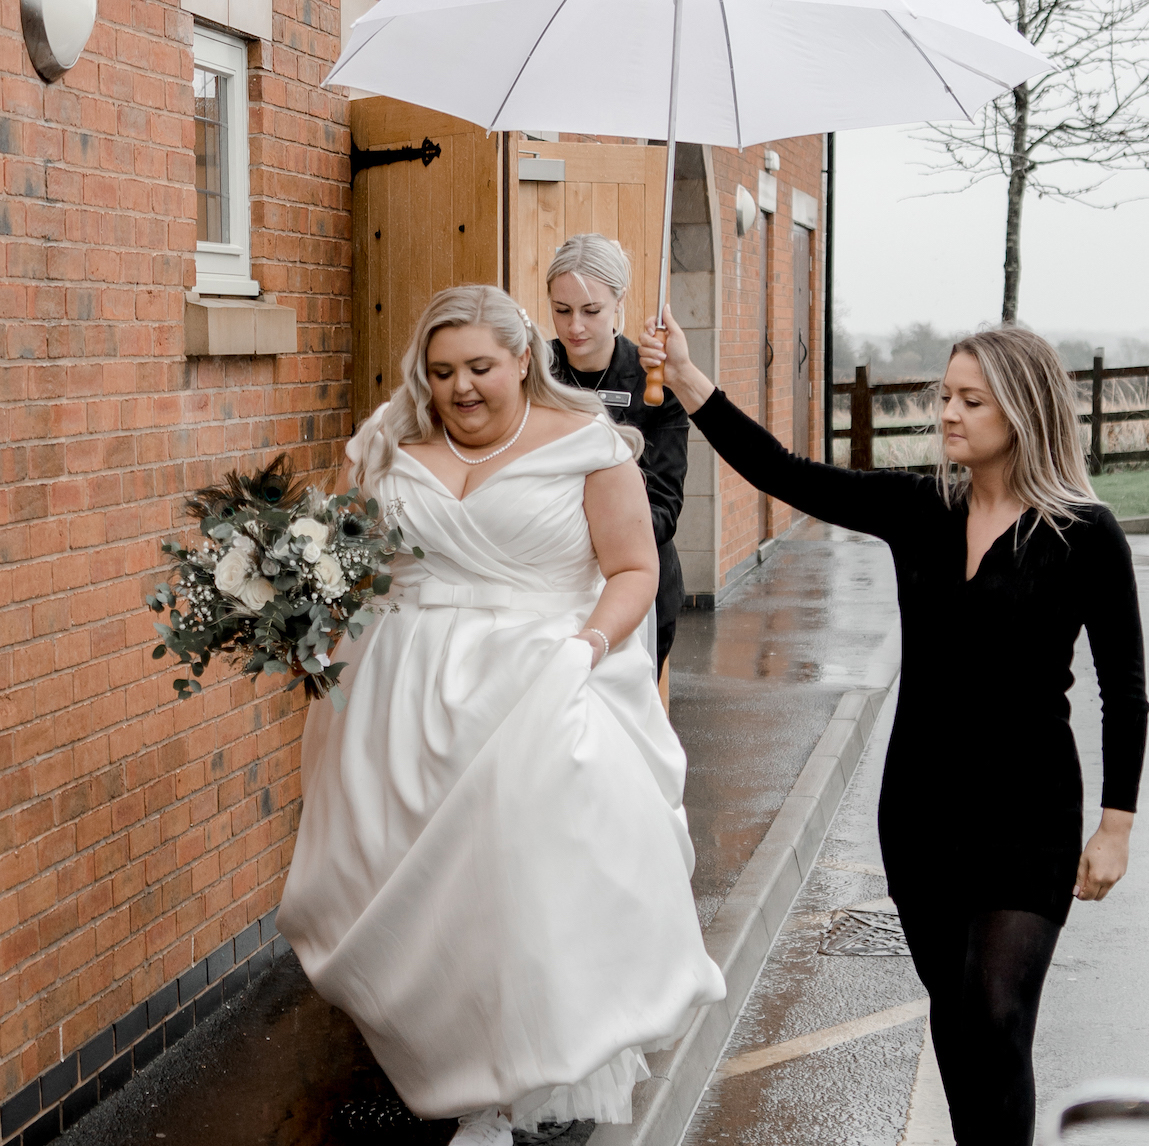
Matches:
[487,0,571,131]
[926,48,1014,93]
[885,12,973,123]
[718,0,743,150]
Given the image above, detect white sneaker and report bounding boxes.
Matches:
[452,1107,513,1145]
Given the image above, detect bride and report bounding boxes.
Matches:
[276,285,725,1144]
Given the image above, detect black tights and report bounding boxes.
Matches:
[896,902,1061,1146]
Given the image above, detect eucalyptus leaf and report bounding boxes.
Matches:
[263,660,289,675]
[411,547,425,559]
[328,684,347,712]
[152,644,167,659]
[301,657,322,674]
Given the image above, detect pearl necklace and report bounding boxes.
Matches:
[443,399,531,466]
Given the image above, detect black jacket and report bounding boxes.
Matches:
[551,335,689,626]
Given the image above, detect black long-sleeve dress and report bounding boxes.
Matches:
[692,389,1148,925]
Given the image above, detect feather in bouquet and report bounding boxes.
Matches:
[147,456,422,711]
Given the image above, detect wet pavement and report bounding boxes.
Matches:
[62,518,900,1146]
[683,533,1149,1146]
[676,519,898,927]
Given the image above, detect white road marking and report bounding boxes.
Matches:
[899,1017,956,1146]
[716,997,930,1079]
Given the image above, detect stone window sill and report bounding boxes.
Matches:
[185,293,298,357]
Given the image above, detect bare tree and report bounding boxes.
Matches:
[916,0,1149,324]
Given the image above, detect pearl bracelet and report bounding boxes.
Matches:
[586,628,610,657]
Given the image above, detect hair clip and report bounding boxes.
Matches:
[518,307,532,331]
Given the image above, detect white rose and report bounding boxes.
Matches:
[230,534,257,556]
[214,546,253,597]
[290,517,329,546]
[235,576,277,612]
[313,553,348,597]
[302,541,322,564]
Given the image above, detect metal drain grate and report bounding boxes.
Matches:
[332,1095,460,1141]
[513,1123,577,1144]
[819,910,910,956]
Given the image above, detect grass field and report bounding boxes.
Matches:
[1093,469,1149,518]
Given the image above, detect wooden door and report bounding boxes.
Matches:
[351,97,502,426]
[510,140,666,343]
[791,225,811,456]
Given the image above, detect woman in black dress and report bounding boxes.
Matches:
[639,311,1146,1146]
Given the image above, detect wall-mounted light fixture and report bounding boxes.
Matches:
[735,184,758,237]
[21,0,96,82]
[763,150,781,173]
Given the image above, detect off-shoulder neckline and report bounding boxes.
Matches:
[395,417,609,503]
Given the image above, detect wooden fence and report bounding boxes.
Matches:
[832,355,1149,473]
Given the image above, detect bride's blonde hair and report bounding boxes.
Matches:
[350,285,643,492]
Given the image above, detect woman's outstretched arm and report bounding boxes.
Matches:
[639,307,931,542]
[1076,509,1147,900]
[577,459,660,667]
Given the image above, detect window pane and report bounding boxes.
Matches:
[194,67,230,245]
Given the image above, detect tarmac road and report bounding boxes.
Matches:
[683,534,1149,1146]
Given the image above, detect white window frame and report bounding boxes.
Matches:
[193,27,259,297]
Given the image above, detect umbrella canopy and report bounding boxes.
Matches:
[326,0,1051,148]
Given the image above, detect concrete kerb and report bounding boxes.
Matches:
[588,623,902,1146]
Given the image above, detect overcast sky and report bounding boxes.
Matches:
[833,125,1149,344]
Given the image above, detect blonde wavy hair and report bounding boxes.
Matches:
[546,233,632,333]
[939,327,1099,534]
[349,285,643,492]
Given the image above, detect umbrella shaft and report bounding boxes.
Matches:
[656,0,685,324]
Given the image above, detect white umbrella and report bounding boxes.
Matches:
[326,0,1050,399]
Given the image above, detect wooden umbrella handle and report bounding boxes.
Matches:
[643,327,668,406]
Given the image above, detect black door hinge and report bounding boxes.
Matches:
[351,137,442,180]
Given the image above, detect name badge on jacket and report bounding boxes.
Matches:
[600,390,631,408]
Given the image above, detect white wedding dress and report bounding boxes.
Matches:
[276,409,726,1129]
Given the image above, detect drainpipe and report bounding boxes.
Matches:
[823,132,835,466]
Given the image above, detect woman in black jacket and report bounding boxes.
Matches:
[547,234,689,676]
[640,308,1146,1146]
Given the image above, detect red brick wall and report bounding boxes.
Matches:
[711,138,824,581]
[0,0,350,1099]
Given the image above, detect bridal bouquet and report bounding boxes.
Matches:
[148,456,420,710]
